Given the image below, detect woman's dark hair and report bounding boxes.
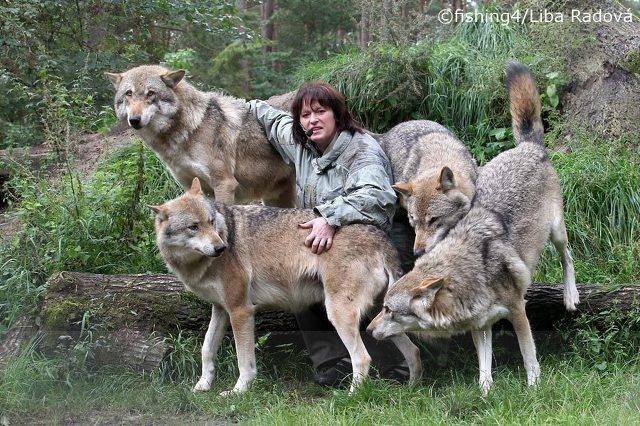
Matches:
[291,81,363,145]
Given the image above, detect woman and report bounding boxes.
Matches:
[246,82,408,385]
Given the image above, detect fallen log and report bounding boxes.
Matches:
[2,271,636,372]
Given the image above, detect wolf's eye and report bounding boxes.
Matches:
[428,216,439,226]
[125,90,132,97]
[147,90,155,98]
[188,224,199,231]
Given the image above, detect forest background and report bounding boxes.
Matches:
[0,0,639,423]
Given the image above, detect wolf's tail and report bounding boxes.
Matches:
[506,61,544,146]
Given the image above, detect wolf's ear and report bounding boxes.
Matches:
[104,72,122,89]
[392,182,414,198]
[189,177,203,195]
[147,204,167,220]
[411,277,444,298]
[436,167,455,192]
[161,70,186,88]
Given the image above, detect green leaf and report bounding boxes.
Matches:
[546,84,557,97]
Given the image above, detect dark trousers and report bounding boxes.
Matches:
[297,210,416,369]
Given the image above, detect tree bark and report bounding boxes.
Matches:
[3,271,636,371]
[261,0,276,54]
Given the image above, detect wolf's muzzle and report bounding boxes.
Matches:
[128,116,143,129]
[211,244,227,257]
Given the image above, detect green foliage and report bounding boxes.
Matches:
[564,304,640,368]
[163,49,197,71]
[1,340,639,424]
[0,140,181,330]
[535,136,640,284]
[296,14,553,163]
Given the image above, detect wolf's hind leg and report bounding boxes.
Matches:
[325,296,371,394]
[388,333,422,384]
[471,327,493,396]
[221,305,257,396]
[550,217,579,311]
[509,303,540,387]
[495,241,531,290]
[193,304,229,392]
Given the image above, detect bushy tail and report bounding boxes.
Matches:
[506,61,544,145]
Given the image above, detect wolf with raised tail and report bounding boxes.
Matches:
[151,177,422,395]
[368,61,579,395]
[106,65,295,206]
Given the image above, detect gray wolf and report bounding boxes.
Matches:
[378,120,478,256]
[368,61,579,395]
[151,177,422,395]
[106,65,295,206]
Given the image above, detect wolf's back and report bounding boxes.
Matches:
[506,61,543,146]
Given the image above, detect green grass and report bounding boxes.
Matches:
[534,134,640,285]
[1,337,638,424]
[0,139,182,332]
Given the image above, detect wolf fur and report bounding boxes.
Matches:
[378,121,478,256]
[151,178,422,395]
[368,61,579,395]
[106,65,295,206]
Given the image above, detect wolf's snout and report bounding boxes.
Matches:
[212,244,227,257]
[129,116,142,129]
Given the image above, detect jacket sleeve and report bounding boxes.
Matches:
[246,99,297,165]
[314,163,397,232]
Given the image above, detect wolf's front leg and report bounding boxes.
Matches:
[193,304,229,392]
[220,305,257,396]
[509,303,540,386]
[471,327,493,396]
[389,333,422,384]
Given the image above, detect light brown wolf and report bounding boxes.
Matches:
[378,121,478,256]
[151,178,422,395]
[106,65,295,206]
[368,61,579,395]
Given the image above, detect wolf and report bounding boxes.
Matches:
[105,65,295,206]
[378,121,478,257]
[367,61,579,395]
[151,177,422,395]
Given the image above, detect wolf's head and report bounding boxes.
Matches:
[367,272,445,340]
[150,178,227,264]
[105,65,186,132]
[393,166,472,257]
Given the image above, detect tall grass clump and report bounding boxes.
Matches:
[296,7,546,162]
[0,141,182,332]
[535,136,640,284]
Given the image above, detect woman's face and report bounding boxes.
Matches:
[300,100,337,150]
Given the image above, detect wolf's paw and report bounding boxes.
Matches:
[479,378,493,397]
[564,288,580,312]
[192,377,213,393]
[526,363,541,386]
[408,364,423,386]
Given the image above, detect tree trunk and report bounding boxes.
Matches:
[1,271,632,371]
[358,8,370,48]
[235,0,252,97]
[261,0,276,54]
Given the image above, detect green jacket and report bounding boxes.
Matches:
[247,100,397,231]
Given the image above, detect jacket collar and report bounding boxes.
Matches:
[311,130,352,173]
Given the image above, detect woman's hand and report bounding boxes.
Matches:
[298,217,336,255]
